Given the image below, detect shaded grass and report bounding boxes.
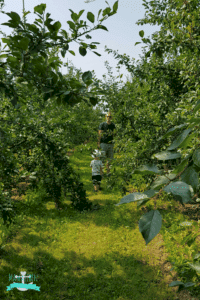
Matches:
[0,141,200,299]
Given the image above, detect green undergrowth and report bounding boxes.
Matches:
[0,140,200,299]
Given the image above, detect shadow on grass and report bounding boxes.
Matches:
[0,244,177,300]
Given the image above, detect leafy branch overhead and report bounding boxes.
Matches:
[0,1,119,107]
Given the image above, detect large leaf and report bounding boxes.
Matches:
[187,117,200,128]
[1,21,19,29]
[163,181,193,205]
[178,132,197,149]
[169,281,195,289]
[179,166,199,193]
[152,151,181,161]
[6,12,21,22]
[133,164,163,175]
[34,4,46,15]
[150,173,177,190]
[167,128,192,150]
[139,210,162,245]
[192,148,200,168]
[171,156,190,174]
[114,189,159,206]
[158,123,188,141]
[193,99,200,114]
[188,262,200,275]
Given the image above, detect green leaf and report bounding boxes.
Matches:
[26,24,39,34]
[79,46,87,56]
[135,42,141,46]
[150,173,177,191]
[139,30,144,37]
[145,51,151,58]
[102,7,111,17]
[193,149,200,168]
[63,91,70,96]
[115,189,159,206]
[85,34,92,39]
[97,9,102,20]
[96,25,108,31]
[53,21,61,31]
[68,50,75,56]
[1,21,19,29]
[78,9,85,19]
[171,157,190,175]
[69,9,79,22]
[139,210,162,245]
[193,99,200,114]
[187,117,200,128]
[63,44,69,51]
[113,1,119,12]
[167,129,192,151]
[92,51,101,56]
[34,4,46,15]
[163,181,193,205]
[0,54,7,59]
[82,71,92,83]
[67,21,75,30]
[89,97,98,105]
[87,12,95,23]
[6,12,21,22]
[180,166,199,193]
[18,37,30,50]
[133,164,162,176]
[178,132,197,149]
[188,262,200,275]
[1,38,11,45]
[152,151,181,161]
[7,56,18,63]
[35,18,43,24]
[158,123,188,140]
[23,11,31,18]
[60,29,69,39]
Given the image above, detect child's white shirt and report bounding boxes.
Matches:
[90,159,103,176]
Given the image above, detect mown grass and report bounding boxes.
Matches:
[0,140,200,299]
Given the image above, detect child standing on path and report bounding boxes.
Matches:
[90,149,104,193]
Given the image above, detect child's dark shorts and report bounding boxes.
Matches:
[92,175,102,186]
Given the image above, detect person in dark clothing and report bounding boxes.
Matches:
[98,111,116,175]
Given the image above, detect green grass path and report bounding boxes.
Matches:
[0,141,199,299]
